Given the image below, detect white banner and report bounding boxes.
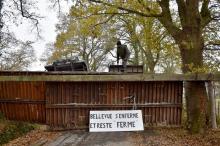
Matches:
[89,110,144,132]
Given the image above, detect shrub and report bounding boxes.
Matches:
[0,112,5,121]
[0,121,35,145]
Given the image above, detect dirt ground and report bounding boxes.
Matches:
[4,127,220,146]
[3,128,61,146]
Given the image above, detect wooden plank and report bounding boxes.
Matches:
[0,73,219,81]
[0,99,45,103]
[46,103,182,109]
[0,81,46,123]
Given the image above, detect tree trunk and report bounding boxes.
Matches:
[132,42,139,65]
[207,81,217,129]
[178,30,208,133]
[157,0,211,134]
[185,81,208,133]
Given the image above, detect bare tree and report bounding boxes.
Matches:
[0,33,36,70]
[0,0,42,70]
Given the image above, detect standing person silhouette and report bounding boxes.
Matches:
[116,40,130,70]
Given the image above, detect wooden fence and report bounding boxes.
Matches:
[0,71,219,130]
[46,81,182,130]
[0,81,46,123]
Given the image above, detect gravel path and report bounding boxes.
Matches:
[47,131,135,146]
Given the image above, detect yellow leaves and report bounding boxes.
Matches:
[55,32,67,49]
[87,5,103,14]
[105,7,118,14]
[70,6,86,17]
[78,16,102,37]
[184,63,210,73]
[70,7,104,37]
[111,0,159,14]
[126,0,148,12]
[66,23,77,37]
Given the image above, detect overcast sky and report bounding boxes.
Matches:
[10,0,71,71]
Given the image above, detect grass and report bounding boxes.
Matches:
[0,112,36,145]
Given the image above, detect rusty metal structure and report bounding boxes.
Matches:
[109,65,143,73]
[45,57,88,72]
[0,71,219,130]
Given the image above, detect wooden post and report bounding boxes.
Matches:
[207,81,217,129]
[218,101,220,116]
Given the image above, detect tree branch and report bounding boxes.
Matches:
[209,3,220,21]
[109,51,117,59]
[204,41,220,51]
[176,0,187,27]
[88,0,181,41]
[92,14,115,28]
[157,0,181,39]
[201,0,212,28]
[51,0,62,16]
[19,0,40,21]
[12,0,42,35]
[0,0,3,29]
[137,0,151,12]
[89,0,162,18]
[73,12,129,20]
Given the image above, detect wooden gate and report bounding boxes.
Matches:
[46,81,183,130]
[0,81,46,123]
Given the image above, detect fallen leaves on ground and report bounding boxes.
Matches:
[4,126,61,146]
[3,127,220,146]
[131,128,220,146]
